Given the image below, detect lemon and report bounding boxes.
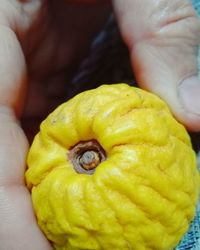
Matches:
[25,83,200,250]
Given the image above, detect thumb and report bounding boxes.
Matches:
[113,0,200,131]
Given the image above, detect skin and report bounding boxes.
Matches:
[0,0,199,249]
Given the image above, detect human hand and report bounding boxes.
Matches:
[113,0,200,131]
[69,0,200,131]
[0,1,109,249]
[63,1,200,132]
[0,107,52,249]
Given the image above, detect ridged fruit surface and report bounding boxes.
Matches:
[26,84,200,250]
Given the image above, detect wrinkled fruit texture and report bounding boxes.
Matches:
[25,84,200,250]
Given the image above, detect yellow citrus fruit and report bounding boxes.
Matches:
[25,83,200,250]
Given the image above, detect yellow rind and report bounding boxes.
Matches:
[26,84,200,250]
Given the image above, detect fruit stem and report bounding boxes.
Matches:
[68,140,106,174]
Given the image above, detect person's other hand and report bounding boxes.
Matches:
[113,0,200,131]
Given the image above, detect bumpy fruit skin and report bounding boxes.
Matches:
[26,84,200,250]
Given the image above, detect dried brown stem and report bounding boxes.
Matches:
[68,140,106,174]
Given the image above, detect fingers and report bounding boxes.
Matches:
[0,107,53,250]
[0,186,53,250]
[0,107,28,186]
[0,26,27,117]
[178,76,200,131]
[113,0,200,131]
[0,2,50,246]
[0,0,44,117]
